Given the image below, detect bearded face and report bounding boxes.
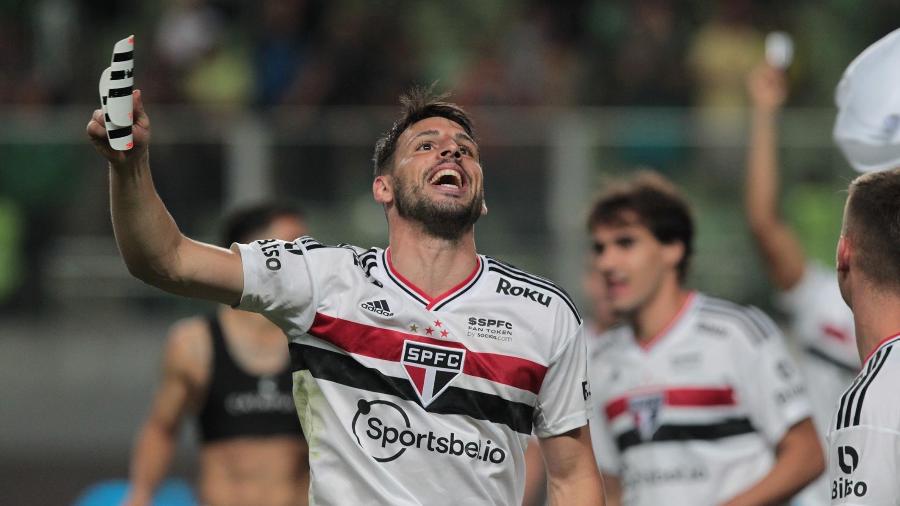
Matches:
[392,168,484,241]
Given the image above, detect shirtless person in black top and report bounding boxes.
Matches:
[124,204,309,506]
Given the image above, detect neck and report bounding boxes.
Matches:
[387,219,478,299]
[851,287,900,363]
[630,281,691,344]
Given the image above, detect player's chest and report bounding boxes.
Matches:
[595,340,738,402]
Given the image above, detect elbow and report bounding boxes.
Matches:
[123,254,185,291]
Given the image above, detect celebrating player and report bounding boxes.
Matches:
[826,27,900,506]
[123,204,309,506]
[586,171,823,506]
[86,87,604,505]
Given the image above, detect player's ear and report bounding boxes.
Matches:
[836,235,851,273]
[373,174,393,205]
[662,240,685,271]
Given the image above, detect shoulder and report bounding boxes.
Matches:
[482,256,582,327]
[694,294,781,348]
[164,315,213,380]
[837,341,900,430]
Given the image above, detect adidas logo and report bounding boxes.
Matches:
[361,299,394,317]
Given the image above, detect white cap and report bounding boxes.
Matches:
[834,28,900,173]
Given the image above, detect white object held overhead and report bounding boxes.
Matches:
[834,28,900,173]
[765,31,794,69]
[98,35,134,151]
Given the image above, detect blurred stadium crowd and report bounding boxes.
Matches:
[3,0,899,108]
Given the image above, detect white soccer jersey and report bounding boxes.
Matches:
[827,333,900,506]
[779,263,860,433]
[235,237,589,506]
[588,292,812,506]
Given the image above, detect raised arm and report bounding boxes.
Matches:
[539,426,605,506]
[86,90,243,304]
[123,320,205,506]
[744,64,807,291]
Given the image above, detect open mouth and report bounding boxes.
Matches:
[428,166,464,190]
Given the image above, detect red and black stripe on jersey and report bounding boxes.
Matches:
[604,386,755,452]
[291,312,548,435]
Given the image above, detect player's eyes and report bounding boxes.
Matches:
[591,241,605,255]
[616,237,635,248]
[417,142,434,151]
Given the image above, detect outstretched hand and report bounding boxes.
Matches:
[747,64,788,112]
[86,89,151,167]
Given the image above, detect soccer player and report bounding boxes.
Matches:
[586,171,824,506]
[826,28,900,506]
[745,62,859,505]
[123,204,309,506]
[86,87,604,505]
[828,168,900,505]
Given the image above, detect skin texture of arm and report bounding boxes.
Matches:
[601,474,622,506]
[539,426,606,506]
[744,64,807,291]
[719,418,824,506]
[86,90,244,305]
[123,320,206,506]
[522,436,547,506]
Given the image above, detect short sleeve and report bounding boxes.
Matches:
[234,237,317,335]
[736,308,812,444]
[533,324,590,438]
[827,427,900,505]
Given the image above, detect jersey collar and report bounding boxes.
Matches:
[638,291,697,352]
[862,331,900,367]
[383,248,484,311]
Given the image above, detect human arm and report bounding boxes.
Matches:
[744,64,807,291]
[539,426,605,506]
[123,321,205,506]
[86,90,243,305]
[522,436,547,506]
[719,418,824,506]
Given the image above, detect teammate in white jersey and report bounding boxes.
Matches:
[744,62,859,506]
[826,28,900,506]
[86,87,604,505]
[586,172,824,506]
[828,168,900,505]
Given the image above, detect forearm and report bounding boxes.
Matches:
[744,107,806,290]
[109,154,186,288]
[547,469,605,506]
[126,423,178,506]
[745,108,781,233]
[721,420,824,506]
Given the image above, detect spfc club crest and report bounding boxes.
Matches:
[401,340,466,407]
[629,392,664,441]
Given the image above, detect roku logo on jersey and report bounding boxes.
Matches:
[351,399,507,464]
[495,278,552,307]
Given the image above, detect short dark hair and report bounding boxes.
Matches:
[846,168,900,291]
[587,171,694,281]
[222,202,305,246]
[372,85,476,176]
